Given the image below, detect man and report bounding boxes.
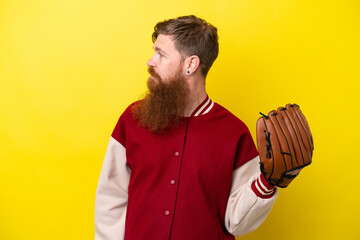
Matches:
[95,15,278,240]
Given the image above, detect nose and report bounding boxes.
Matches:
[147,54,156,67]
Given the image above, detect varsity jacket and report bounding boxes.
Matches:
[95,96,278,240]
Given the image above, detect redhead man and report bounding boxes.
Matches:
[95,15,279,240]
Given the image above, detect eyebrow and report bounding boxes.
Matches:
[153,46,167,56]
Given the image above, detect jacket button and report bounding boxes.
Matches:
[170,180,175,185]
[174,152,180,157]
[165,210,170,216]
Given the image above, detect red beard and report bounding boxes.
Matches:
[132,67,190,133]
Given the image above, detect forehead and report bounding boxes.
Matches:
[153,34,179,53]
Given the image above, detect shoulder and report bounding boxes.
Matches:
[211,102,250,131]
[209,102,259,167]
[111,101,141,144]
[122,100,141,116]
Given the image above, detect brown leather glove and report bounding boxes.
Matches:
[256,104,314,188]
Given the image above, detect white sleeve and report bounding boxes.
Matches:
[95,137,130,240]
[224,156,278,236]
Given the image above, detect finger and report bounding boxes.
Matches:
[291,104,314,156]
[257,111,286,182]
[286,168,302,175]
[268,110,294,171]
[286,104,312,166]
[278,106,308,167]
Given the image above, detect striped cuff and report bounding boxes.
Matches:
[251,173,275,199]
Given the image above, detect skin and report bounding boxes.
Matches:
[147,34,208,117]
[147,34,301,178]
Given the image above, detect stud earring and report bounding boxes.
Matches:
[186,69,191,75]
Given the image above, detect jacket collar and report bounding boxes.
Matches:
[190,95,214,117]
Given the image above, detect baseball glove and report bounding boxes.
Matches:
[256,104,314,188]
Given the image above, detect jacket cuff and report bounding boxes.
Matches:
[251,173,275,199]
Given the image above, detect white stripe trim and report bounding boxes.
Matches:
[258,176,273,192]
[202,100,214,115]
[194,98,211,116]
[255,180,274,196]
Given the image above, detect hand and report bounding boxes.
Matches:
[286,168,302,176]
[256,104,313,188]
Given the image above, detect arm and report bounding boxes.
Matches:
[224,156,278,236]
[95,137,130,240]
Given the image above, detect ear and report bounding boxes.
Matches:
[184,55,200,76]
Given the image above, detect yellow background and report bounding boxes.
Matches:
[1,0,359,239]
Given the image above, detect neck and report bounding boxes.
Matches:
[183,79,207,117]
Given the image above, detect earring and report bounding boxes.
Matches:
[186,69,191,75]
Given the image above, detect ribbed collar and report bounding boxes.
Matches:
[189,95,214,117]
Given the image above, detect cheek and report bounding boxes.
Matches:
[157,66,171,80]
[169,62,185,76]
[158,61,184,81]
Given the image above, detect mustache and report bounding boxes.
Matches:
[148,67,161,80]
